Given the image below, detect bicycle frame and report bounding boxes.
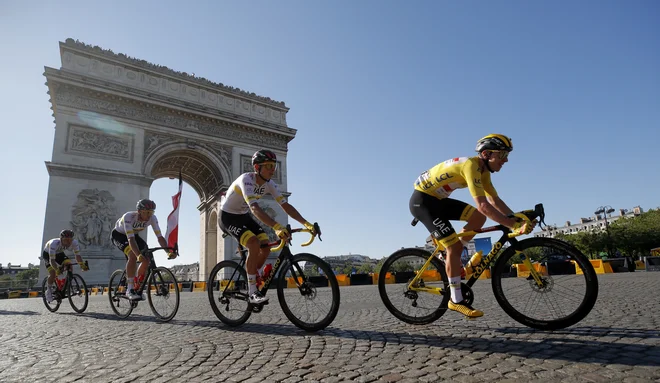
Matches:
[53,262,82,298]
[219,225,319,299]
[408,204,546,295]
[129,246,177,296]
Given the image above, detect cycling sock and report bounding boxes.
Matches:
[127,281,134,291]
[449,276,463,302]
[248,274,257,294]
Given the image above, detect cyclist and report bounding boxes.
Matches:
[219,149,316,305]
[410,134,535,318]
[111,199,176,300]
[42,229,89,303]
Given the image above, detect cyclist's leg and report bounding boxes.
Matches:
[459,207,486,243]
[410,192,482,317]
[134,235,149,288]
[43,252,57,302]
[219,211,268,304]
[112,230,139,298]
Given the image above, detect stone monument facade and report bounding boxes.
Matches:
[41,39,296,284]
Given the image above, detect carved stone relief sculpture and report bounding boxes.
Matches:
[67,124,133,162]
[70,189,118,249]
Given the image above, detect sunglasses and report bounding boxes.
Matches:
[260,163,277,171]
[490,151,509,160]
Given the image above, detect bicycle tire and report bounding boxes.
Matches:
[41,277,60,312]
[108,269,133,318]
[277,253,340,332]
[491,237,599,330]
[378,247,450,325]
[207,260,251,326]
[68,273,88,313]
[147,267,180,322]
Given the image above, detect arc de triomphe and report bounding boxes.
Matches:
[40,39,296,284]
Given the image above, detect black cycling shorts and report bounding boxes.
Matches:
[111,229,148,259]
[219,211,269,247]
[42,251,69,270]
[409,190,476,247]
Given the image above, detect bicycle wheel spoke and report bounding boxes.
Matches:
[493,238,598,330]
[147,267,180,322]
[68,274,88,313]
[377,249,449,325]
[277,254,340,332]
[207,261,251,326]
[108,270,133,318]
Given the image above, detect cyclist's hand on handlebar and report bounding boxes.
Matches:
[511,214,537,235]
[303,221,316,236]
[273,223,290,240]
[80,261,89,271]
[167,251,177,260]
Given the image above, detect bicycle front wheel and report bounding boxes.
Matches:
[68,273,88,313]
[108,269,133,318]
[207,260,251,326]
[378,247,449,325]
[491,237,599,330]
[277,253,340,332]
[41,277,60,312]
[147,267,180,322]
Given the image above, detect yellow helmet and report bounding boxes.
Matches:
[475,134,513,152]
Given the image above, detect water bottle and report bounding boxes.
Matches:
[263,264,273,279]
[56,273,66,291]
[464,251,483,277]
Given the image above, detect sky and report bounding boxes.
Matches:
[1,0,659,269]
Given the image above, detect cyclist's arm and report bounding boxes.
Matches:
[280,202,309,226]
[48,241,60,269]
[249,203,279,228]
[71,240,84,264]
[150,216,169,249]
[473,195,517,228]
[487,196,514,216]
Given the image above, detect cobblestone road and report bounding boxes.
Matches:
[0,272,659,382]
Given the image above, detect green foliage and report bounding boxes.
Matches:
[357,263,374,274]
[15,269,39,281]
[374,258,386,273]
[554,209,660,259]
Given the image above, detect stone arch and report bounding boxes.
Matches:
[143,141,231,202]
[40,39,295,284]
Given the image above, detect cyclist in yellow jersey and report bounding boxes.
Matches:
[410,134,535,318]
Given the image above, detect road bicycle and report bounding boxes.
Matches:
[108,245,180,322]
[378,203,599,330]
[42,261,89,313]
[208,223,340,332]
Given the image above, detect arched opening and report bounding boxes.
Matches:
[144,147,230,281]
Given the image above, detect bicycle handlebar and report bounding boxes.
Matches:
[140,243,179,257]
[271,222,322,252]
[506,203,546,238]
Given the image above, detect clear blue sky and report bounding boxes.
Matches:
[1,0,658,268]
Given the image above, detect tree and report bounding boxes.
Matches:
[16,269,39,281]
[357,263,374,274]
[374,258,386,273]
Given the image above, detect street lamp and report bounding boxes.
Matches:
[594,205,615,257]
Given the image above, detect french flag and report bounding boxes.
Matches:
[166,172,183,249]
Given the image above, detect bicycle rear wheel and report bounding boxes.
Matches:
[68,274,88,313]
[491,237,599,330]
[277,253,340,332]
[207,260,251,326]
[41,277,60,312]
[378,247,449,325]
[108,269,133,318]
[147,267,180,322]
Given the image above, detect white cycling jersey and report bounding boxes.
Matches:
[220,173,287,214]
[114,211,162,238]
[43,238,81,258]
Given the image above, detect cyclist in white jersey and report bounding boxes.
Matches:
[111,199,176,300]
[219,149,317,304]
[42,229,89,303]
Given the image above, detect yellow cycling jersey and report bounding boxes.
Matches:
[414,156,498,199]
